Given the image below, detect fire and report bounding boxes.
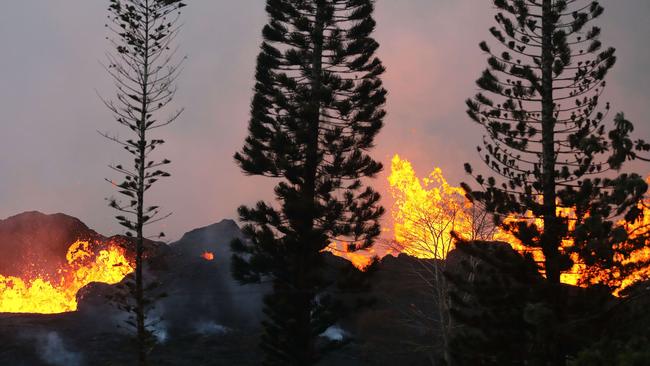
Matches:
[388,155,475,259]
[492,179,650,292]
[0,240,133,314]
[325,241,376,270]
[325,154,472,268]
[387,154,650,294]
[201,251,215,261]
[617,190,650,290]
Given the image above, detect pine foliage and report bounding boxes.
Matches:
[463,0,649,287]
[232,0,386,364]
[101,0,186,364]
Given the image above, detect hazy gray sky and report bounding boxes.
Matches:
[1,1,649,240]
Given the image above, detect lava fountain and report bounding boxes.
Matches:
[0,239,133,314]
[386,154,650,294]
[330,154,649,294]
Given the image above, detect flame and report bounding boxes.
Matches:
[0,240,133,314]
[325,154,471,268]
[325,241,375,270]
[387,154,650,294]
[388,155,475,259]
[616,190,650,291]
[493,179,650,293]
[491,204,582,285]
[201,251,215,261]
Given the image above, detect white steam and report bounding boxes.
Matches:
[151,322,169,344]
[35,332,83,366]
[322,325,348,342]
[194,321,230,336]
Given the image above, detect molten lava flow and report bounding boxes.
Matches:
[605,178,650,294]
[201,251,215,261]
[0,240,133,314]
[617,186,650,291]
[493,179,650,292]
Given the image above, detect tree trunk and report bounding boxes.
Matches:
[292,2,326,365]
[540,0,561,285]
[540,4,565,365]
[136,2,152,365]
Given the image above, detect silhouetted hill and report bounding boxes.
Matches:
[0,211,102,278]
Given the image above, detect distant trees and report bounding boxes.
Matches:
[463,0,649,289]
[100,0,186,365]
[231,0,386,364]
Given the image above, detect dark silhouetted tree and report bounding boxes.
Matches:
[101,0,185,364]
[231,0,386,364]
[464,0,649,289]
[446,240,546,365]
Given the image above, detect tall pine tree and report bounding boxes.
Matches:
[232,0,386,364]
[101,0,185,364]
[463,0,649,289]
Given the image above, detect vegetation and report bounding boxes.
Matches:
[2,1,650,366]
[231,0,387,364]
[455,0,650,364]
[463,0,649,289]
[101,0,186,364]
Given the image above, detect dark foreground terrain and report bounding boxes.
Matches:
[1,212,648,365]
[0,212,436,366]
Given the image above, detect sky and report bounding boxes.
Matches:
[1,1,649,241]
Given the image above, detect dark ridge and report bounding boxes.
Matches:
[0,211,102,278]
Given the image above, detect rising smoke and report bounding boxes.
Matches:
[35,332,84,366]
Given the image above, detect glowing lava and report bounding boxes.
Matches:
[0,240,133,314]
[325,241,376,270]
[386,154,650,294]
[330,153,650,294]
[201,251,215,261]
[388,154,476,259]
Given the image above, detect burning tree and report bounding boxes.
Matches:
[101,0,186,364]
[232,0,386,364]
[463,0,650,289]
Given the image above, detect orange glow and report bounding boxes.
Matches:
[0,240,133,314]
[325,154,473,268]
[388,154,476,259]
[492,178,650,293]
[325,241,376,270]
[314,155,648,292]
[201,251,215,261]
[387,154,650,294]
[493,204,583,285]
[603,178,650,294]
[616,183,650,292]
